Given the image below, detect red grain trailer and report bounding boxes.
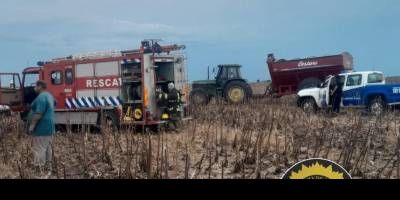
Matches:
[266,52,353,97]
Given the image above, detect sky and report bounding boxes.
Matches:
[0,0,399,82]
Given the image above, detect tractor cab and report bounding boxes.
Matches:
[215,64,243,87]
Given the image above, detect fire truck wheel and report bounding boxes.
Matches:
[368,97,386,116]
[224,81,251,104]
[104,111,120,132]
[298,78,322,91]
[20,111,29,121]
[190,90,209,105]
[301,98,317,113]
[0,110,11,117]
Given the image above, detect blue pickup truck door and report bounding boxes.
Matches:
[389,85,400,105]
[343,74,363,106]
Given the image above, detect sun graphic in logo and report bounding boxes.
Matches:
[289,162,344,179]
[282,159,352,179]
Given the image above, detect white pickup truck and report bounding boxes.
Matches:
[296,71,400,115]
[0,105,11,116]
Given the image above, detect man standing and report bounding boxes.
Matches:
[331,75,343,114]
[28,80,55,174]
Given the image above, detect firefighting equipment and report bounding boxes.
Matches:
[161,113,169,120]
[124,106,143,121]
[157,88,182,120]
[124,106,134,121]
[134,108,142,120]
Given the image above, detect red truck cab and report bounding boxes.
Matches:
[0,73,24,112]
[0,67,41,116]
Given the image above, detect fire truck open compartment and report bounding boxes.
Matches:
[156,62,174,81]
[120,60,143,123]
[120,55,188,125]
[155,61,175,92]
[121,62,142,103]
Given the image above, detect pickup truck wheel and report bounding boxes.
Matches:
[369,98,386,116]
[301,98,316,113]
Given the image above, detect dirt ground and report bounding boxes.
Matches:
[0,96,400,179]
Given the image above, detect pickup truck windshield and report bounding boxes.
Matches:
[368,73,384,84]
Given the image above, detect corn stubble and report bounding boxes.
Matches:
[0,96,399,179]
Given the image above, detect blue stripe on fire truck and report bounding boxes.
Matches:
[65,96,122,109]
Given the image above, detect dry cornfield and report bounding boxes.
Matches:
[0,96,400,179]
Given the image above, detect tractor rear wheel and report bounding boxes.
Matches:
[224,81,251,104]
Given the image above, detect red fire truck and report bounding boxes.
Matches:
[0,40,190,129]
[266,52,354,97]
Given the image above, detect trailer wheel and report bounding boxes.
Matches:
[190,90,209,105]
[265,84,273,96]
[246,84,253,99]
[20,111,29,121]
[301,98,317,113]
[298,78,322,91]
[224,81,251,104]
[368,97,386,116]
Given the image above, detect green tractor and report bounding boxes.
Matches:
[190,64,253,105]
